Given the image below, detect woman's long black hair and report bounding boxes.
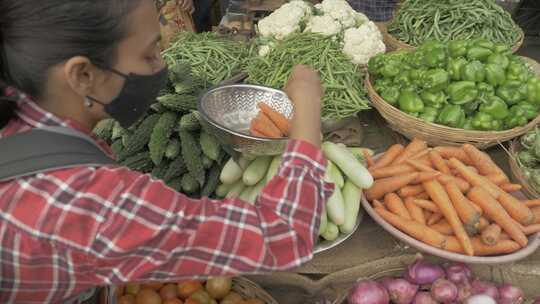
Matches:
[0,0,142,127]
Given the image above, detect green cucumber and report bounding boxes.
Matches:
[321,222,339,241]
[322,142,373,189]
[242,156,272,186]
[220,158,243,184]
[339,180,363,234]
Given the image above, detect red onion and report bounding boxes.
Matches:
[534,297,540,304]
[347,280,390,304]
[456,282,472,302]
[465,294,497,304]
[444,263,472,284]
[471,280,499,299]
[431,279,458,303]
[412,292,438,304]
[405,259,445,285]
[380,277,418,304]
[498,284,524,304]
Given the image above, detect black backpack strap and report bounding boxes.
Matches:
[0,126,116,182]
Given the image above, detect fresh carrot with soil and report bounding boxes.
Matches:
[430,219,454,236]
[384,193,412,220]
[499,183,523,192]
[369,164,415,179]
[462,144,508,183]
[374,206,450,250]
[391,138,428,165]
[433,146,473,164]
[445,182,481,235]
[398,185,425,197]
[470,237,521,256]
[429,150,451,174]
[478,217,490,230]
[365,172,419,201]
[428,213,444,225]
[437,174,470,193]
[370,144,404,170]
[257,102,291,135]
[407,159,437,173]
[467,187,528,247]
[448,158,501,198]
[413,199,440,213]
[363,150,375,168]
[405,197,426,225]
[423,179,475,256]
[411,172,441,184]
[497,191,535,225]
[481,224,502,246]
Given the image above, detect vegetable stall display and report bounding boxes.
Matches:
[256,0,385,65]
[217,142,373,243]
[345,258,535,304]
[387,0,523,50]
[510,127,540,198]
[363,138,540,257]
[368,39,540,131]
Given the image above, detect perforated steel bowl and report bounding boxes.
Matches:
[198,84,293,156]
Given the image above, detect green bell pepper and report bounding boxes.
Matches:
[461,60,485,82]
[505,106,529,129]
[463,118,474,130]
[419,107,439,123]
[437,104,466,128]
[496,80,523,106]
[473,39,495,50]
[399,90,424,114]
[477,83,495,96]
[467,47,493,62]
[487,53,510,69]
[368,54,386,76]
[479,95,508,119]
[448,40,468,58]
[406,51,425,69]
[380,86,401,105]
[516,102,539,120]
[472,112,496,130]
[380,60,401,78]
[448,57,467,81]
[422,69,449,92]
[410,69,427,87]
[463,100,481,116]
[484,64,506,86]
[394,70,412,88]
[527,78,540,104]
[506,60,531,82]
[492,120,504,131]
[493,43,510,54]
[421,91,447,109]
[448,81,479,105]
[374,78,393,93]
[421,42,447,68]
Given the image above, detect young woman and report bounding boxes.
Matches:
[0,0,331,303]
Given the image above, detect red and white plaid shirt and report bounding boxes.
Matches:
[0,91,332,303]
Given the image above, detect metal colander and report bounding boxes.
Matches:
[198,84,293,156]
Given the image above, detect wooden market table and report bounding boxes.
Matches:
[247,110,540,304]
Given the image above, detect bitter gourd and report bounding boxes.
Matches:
[164,138,181,159]
[121,151,152,172]
[179,112,200,131]
[201,165,220,198]
[200,131,221,161]
[167,177,183,192]
[181,174,199,194]
[163,157,187,182]
[111,121,126,141]
[93,119,114,142]
[157,94,198,112]
[118,114,160,160]
[110,140,124,156]
[151,160,170,180]
[179,130,205,186]
[149,112,177,166]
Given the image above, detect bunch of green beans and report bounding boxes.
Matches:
[388,0,521,47]
[246,33,370,120]
[163,32,254,86]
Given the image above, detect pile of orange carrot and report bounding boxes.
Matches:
[249,102,291,138]
[364,138,540,257]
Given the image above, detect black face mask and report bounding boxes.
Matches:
[87,67,168,128]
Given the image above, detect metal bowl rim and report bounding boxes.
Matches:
[198,84,290,143]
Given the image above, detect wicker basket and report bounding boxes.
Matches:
[365,56,540,149]
[383,22,525,53]
[106,277,278,304]
[509,138,540,199]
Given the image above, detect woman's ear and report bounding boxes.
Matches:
[63,56,102,98]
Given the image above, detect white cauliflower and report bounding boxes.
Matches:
[316,0,358,29]
[257,0,313,40]
[342,22,386,65]
[258,45,271,57]
[304,15,342,37]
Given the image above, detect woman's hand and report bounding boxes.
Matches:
[177,0,195,13]
[284,65,323,147]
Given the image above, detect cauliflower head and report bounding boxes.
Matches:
[304,15,342,37]
[342,23,386,65]
[257,0,313,40]
[317,0,358,29]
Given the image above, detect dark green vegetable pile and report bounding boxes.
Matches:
[93,63,226,198]
[388,0,522,47]
[516,128,540,194]
[368,39,540,131]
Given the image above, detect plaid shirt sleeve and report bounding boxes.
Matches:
[88,139,332,284]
